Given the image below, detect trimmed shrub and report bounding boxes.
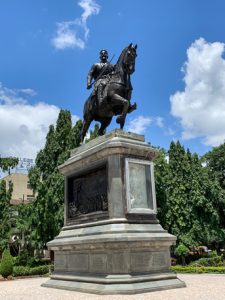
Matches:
[175,244,189,265]
[0,249,14,278]
[175,244,189,256]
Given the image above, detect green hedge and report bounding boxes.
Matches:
[190,256,224,267]
[14,251,49,267]
[171,265,225,273]
[13,265,52,277]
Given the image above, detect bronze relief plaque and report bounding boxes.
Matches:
[67,167,108,219]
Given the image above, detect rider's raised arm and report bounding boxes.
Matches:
[87,64,96,89]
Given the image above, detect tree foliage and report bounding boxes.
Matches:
[175,243,189,265]
[0,112,99,253]
[0,157,19,252]
[0,180,13,251]
[204,142,225,189]
[203,142,225,230]
[28,110,82,249]
[15,203,33,253]
[155,141,225,248]
[0,157,19,174]
[84,123,101,143]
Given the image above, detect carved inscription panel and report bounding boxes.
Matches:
[130,251,168,272]
[111,252,129,273]
[54,252,68,271]
[131,252,153,272]
[67,253,89,272]
[89,254,107,273]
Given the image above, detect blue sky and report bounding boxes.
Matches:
[1,0,225,159]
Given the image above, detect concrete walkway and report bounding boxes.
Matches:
[0,274,225,300]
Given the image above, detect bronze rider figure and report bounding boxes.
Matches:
[87,49,114,106]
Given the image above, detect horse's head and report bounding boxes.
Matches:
[123,43,137,74]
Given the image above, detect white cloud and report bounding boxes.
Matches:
[170,38,225,146]
[126,116,152,134]
[0,83,79,159]
[18,88,37,97]
[0,83,26,105]
[154,116,175,136]
[52,21,86,50]
[52,0,100,50]
[155,116,164,128]
[126,115,175,137]
[166,127,175,136]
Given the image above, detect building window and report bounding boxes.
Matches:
[27,181,32,189]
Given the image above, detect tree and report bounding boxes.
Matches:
[182,152,225,247]
[201,166,225,247]
[154,148,169,229]
[0,156,19,253]
[163,141,191,241]
[204,142,225,189]
[84,123,101,143]
[155,141,225,248]
[28,110,83,249]
[203,142,225,232]
[15,203,33,253]
[175,244,189,266]
[0,179,13,252]
[0,157,18,174]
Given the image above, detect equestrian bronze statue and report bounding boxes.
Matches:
[81,43,137,142]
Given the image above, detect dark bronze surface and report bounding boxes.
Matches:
[81,43,138,142]
[68,167,108,218]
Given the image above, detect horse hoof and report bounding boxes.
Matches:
[98,130,104,136]
[128,103,137,113]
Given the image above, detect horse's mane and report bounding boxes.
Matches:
[114,47,128,73]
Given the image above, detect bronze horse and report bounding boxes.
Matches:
[81,43,137,142]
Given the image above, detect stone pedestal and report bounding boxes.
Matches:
[42,130,185,294]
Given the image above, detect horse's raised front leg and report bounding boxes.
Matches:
[111,93,129,129]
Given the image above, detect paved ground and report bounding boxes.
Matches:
[0,274,225,300]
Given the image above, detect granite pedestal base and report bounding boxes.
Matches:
[42,130,185,294]
[43,222,185,294]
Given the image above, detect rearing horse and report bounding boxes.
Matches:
[81,43,137,142]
